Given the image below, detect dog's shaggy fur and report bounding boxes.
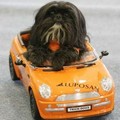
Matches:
[26,1,88,70]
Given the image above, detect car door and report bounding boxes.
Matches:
[17,55,30,91]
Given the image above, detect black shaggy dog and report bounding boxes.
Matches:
[26,1,88,71]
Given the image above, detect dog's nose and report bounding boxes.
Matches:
[54,14,62,22]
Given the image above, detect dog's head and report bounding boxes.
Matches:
[31,1,87,49]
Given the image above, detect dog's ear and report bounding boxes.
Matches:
[74,9,87,50]
[77,9,87,40]
[34,5,48,24]
[78,10,87,36]
[66,2,87,49]
[76,9,87,45]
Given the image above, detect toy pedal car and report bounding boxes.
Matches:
[9,30,115,120]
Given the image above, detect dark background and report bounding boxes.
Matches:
[0,0,120,120]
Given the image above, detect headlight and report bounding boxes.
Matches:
[39,84,51,99]
[101,77,113,92]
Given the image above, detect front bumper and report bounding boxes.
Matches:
[37,92,114,119]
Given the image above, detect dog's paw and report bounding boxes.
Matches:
[28,52,44,66]
[52,48,79,71]
[52,54,65,71]
[52,58,65,71]
[27,45,48,66]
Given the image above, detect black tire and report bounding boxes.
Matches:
[30,90,43,120]
[9,54,19,81]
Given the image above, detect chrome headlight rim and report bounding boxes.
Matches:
[39,84,51,99]
[101,77,113,92]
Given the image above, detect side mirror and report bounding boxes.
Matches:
[15,56,26,67]
[99,51,109,59]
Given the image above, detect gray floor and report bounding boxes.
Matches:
[0,0,120,120]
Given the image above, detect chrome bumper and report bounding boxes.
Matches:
[45,99,111,112]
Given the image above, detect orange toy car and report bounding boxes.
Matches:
[9,30,115,120]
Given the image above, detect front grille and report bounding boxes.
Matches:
[56,91,100,102]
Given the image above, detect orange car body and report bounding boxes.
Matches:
[9,31,115,119]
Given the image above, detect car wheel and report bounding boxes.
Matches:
[30,90,43,120]
[9,54,19,81]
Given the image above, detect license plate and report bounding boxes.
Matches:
[67,105,92,113]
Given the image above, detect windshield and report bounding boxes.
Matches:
[71,50,98,65]
[30,50,98,71]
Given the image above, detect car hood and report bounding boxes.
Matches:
[31,60,111,99]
